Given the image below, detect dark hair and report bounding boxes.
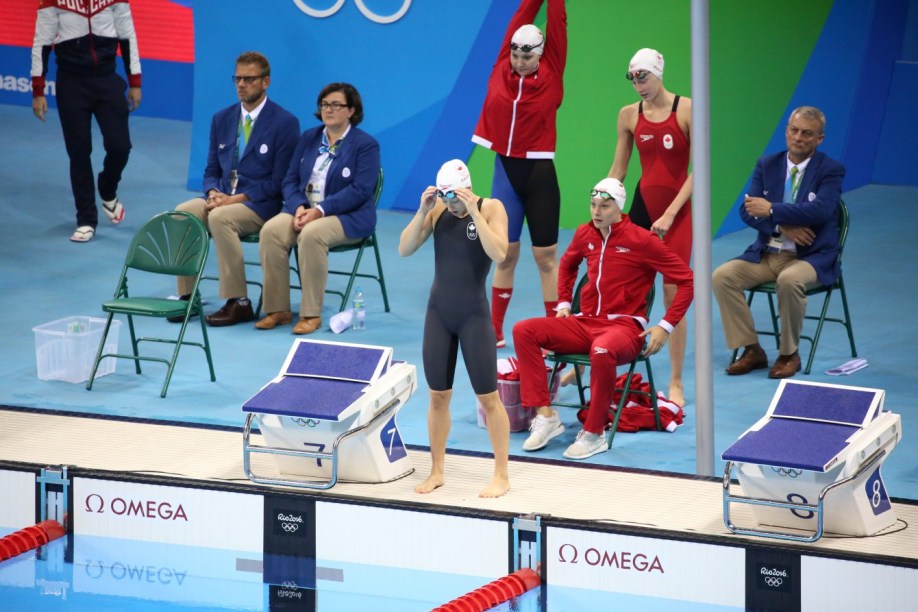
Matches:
[314,82,364,126]
[236,51,270,76]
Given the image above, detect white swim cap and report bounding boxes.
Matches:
[592,178,627,210]
[628,48,664,80]
[436,159,472,192]
[510,24,544,55]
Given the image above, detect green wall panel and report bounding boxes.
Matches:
[470,0,833,235]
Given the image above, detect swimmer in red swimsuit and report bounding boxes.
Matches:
[606,48,693,407]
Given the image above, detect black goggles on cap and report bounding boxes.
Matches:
[510,41,543,53]
[626,70,651,82]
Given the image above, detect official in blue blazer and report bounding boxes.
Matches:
[175,51,299,327]
[713,106,845,379]
[257,82,381,334]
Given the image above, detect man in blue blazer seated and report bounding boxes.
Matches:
[256,82,380,335]
[173,51,300,327]
[713,106,845,379]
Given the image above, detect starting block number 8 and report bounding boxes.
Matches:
[865,469,891,515]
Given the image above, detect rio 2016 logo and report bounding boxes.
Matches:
[292,0,411,24]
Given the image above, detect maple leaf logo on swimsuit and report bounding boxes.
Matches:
[466,222,478,240]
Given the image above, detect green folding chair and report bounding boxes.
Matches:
[545,277,661,448]
[86,211,217,398]
[730,198,857,374]
[290,168,390,313]
[324,168,390,312]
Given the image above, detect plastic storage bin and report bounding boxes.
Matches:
[33,316,121,384]
[477,373,560,432]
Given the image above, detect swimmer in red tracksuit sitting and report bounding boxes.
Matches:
[512,178,693,460]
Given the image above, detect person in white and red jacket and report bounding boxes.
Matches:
[472,0,567,349]
[31,0,142,243]
[512,178,693,460]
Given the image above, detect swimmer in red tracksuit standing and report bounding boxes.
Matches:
[513,178,693,460]
[472,0,567,349]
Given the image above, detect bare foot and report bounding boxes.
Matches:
[560,365,584,387]
[414,473,444,494]
[668,381,685,407]
[479,476,510,498]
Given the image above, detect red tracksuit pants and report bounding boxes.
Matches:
[513,316,643,434]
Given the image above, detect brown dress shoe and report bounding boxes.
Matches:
[769,351,801,379]
[255,310,293,330]
[293,316,323,335]
[205,298,255,327]
[725,344,769,375]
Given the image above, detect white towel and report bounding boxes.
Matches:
[825,358,868,376]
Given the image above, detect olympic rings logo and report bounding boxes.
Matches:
[292,0,412,24]
[764,577,783,588]
[771,467,802,478]
[281,522,299,533]
[293,418,320,427]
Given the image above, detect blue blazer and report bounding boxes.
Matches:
[737,150,846,286]
[202,98,300,220]
[281,125,381,239]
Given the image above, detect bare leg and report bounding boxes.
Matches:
[532,244,559,303]
[415,389,452,494]
[493,241,521,290]
[560,364,585,387]
[663,282,687,406]
[477,390,510,498]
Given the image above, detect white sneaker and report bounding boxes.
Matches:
[102,198,125,224]
[563,430,609,460]
[522,412,564,451]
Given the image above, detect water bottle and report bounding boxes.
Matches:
[352,287,366,330]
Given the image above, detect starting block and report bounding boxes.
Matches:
[242,339,417,490]
[722,380,901,542]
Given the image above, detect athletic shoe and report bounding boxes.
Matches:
[522,412,564,451]
[102,198,125,224]
[562,430,609,460]
[70,225,95,242]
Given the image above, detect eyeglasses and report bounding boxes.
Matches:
[590,189,615,201]
[625,70,651,83]
[510,41,543,53]
[318,101,349,111]
[232,75,266,85]
[437,190,457,200]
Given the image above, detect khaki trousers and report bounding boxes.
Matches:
[175,199,265,298]
[259,212,360,317]
[712,251,820,356]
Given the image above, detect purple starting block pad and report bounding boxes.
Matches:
[279,339,391,383]
[243,339,393,421]
[722,380,885,472]
[242,377,368,420]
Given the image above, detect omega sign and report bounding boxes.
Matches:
[84,493,188,521]
[558,544,664,573]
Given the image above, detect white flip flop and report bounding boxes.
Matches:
[70,225,95,242]
[102,198,125,224]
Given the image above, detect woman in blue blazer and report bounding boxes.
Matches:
[256,83,381,334]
